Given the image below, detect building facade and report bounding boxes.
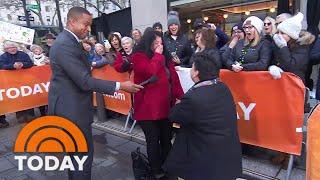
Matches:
[168,0,303,35]
[0,0,129,27]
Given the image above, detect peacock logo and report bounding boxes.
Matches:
[14,116,88,171]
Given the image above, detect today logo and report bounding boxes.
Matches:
[13,116,88,171]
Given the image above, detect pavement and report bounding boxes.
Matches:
[0,112,145,180]
[0,97,315,180]
[93,116,307,180]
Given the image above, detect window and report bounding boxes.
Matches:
[46,16,51,23]
[45,6,50,12]
[106,2,111,9]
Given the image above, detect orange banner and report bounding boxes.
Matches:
[0,65,132,115]
[0,66,305,155]
[220,70,305,155]
[92,66,132,115]
[307,104,320,180]
[0,65,51,115]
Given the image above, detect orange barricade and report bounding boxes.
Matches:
[220,70,305,155]
[307,104,320,180]
[91,65,132,115]
[0,65,132,115]
[0,65,51,115]
[0,66,305,155]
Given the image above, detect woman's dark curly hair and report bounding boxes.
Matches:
[134,30,171,64]
[108,33,121,52]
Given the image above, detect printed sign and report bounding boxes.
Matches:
[0,21,35,45]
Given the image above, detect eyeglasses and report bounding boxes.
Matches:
[243,26,254,30]
[233,30,243,34]
[264,22,271,26]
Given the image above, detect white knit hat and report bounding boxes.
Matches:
[113,32,122,39]
[243,16,264,34]
[277,12,303,40]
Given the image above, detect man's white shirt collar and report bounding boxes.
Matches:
[65,28,80,42]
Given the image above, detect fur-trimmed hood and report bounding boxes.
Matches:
[297,31,315,45]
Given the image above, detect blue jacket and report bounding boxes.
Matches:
[0,51,33,70]
[215,27,229,49]
[92,53,109,68]
[86,49,95,62]
[310,37,320,65]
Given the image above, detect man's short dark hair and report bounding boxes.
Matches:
[152,22,163,29]
[67,7,91,21]
[192,52,220,81]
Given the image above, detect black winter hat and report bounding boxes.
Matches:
[193,18,210,30]
[231,22,245,35]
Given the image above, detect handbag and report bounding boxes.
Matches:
[131,147,155,180]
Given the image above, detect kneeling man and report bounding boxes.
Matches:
[163,53,242,180]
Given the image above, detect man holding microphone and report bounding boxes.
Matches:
[48,7,143,180]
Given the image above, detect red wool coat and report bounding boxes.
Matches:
[113,51,133,73]
[131,52,183,121]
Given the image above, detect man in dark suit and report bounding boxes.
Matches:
[163,53,242,180]
[48,7,143,180]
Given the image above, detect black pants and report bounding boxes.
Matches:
[305,62,314,90]
[16,109,34,119]
[139,119,172,175]
[68,121,93,180]
[0,115,5,121]
[316,68,320,100]
[39,106,47,116]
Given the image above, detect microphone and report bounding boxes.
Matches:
[139,75,158,86]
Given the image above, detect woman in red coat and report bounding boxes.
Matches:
[131,30,183,179]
